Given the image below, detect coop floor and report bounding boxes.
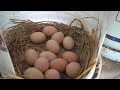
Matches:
[99,56,120,79]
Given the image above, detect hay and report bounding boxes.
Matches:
[3,18,100,79]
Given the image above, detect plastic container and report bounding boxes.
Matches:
[101,11,120,62]
[0,11,113,79]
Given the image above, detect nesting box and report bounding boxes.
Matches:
[0,11,113,79]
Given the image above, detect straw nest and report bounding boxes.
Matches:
[3,18,100,79]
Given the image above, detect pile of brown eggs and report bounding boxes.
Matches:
[24,26,82,79]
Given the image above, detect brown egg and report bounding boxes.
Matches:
[62,51,78,63]
[24,49,38,65]
[24,67,44,79]
[50,58,68,72]
[42,26,58,37]
[30,32,46,43]
[66,62,82,78]
[39,51,57,62]
[63,36,74,50]
[34,58,49,73]
[51,32,64,44]
[46,40,60,54]
[44,69,60,79]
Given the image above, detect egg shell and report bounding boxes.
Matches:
[24,49,38,65]
[62,51,78,63]
[39,51,57,62]
[30,32,46,43]
[24,67,44,79]
[34,58,49,73]
[42,26,58,37]
[45,69,61,79]
[46,40,60,54]
[50,58,68,72]
[66,62,82,78]
[51,32,64,44]
[63,36,74,50]
[58,48,66,58]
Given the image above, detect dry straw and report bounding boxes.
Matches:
[3,17,100,79]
